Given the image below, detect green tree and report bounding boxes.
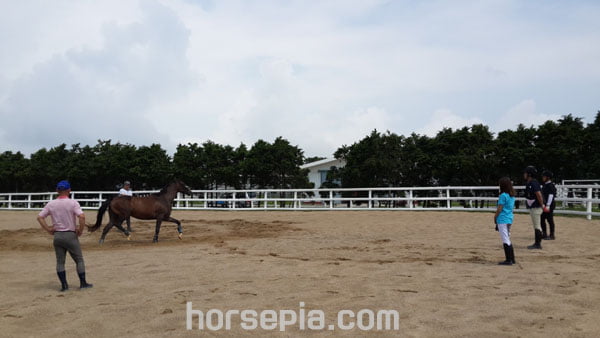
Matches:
[535,115,586,181]
[245,137,311,189]
[430,125,497,186]
[132,144,172,189]
[91,140,137,190]
[399,133,434,186]
[29,144,73,191]
[494,124,537,181]
[582,111,600,178]
[334,130,405,188]
[173,143,208,189]
[0,151,30,192]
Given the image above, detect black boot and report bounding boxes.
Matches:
[78,272,93,289]
[549,221,556,240]
[508,244,516,264]
[541,223,548,240]
[528,230,543,249]
[57,271,68,292]
[499,244,513,265]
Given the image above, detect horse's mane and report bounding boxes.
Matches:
[152,182,172,196]
[151,180,181,196]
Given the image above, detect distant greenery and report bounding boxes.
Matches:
[332,113,600,188]
[0,137,310,192]
[1,112,598,192]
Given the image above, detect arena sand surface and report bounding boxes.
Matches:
[0,210,599,337]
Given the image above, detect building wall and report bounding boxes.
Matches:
[303,158,345,188]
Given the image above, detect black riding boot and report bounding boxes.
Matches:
[508,244,516,264]
[78,272,93,289]
[548,217,556,240]
[528,230,543,249]
[541,218,548,239]
[57,271,68,291]
[499,244,513,265]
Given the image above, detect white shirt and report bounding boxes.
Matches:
[119,188,133,196]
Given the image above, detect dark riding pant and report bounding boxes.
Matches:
[53,231,85,274]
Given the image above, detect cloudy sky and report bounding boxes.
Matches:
[1,0,599,157]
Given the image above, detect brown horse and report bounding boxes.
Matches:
[88,180,192,244]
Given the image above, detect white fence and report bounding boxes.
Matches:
[1,185,598,220]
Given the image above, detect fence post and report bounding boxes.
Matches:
[409,190,413,209]
[99,193,103,208]
[204,192,208,209]
[293,191,298,209]
[587,187,593,220]
[8,194,12,209]
[264,192,268,210]
[329,190,333,209]
[446,189,451,209]
[28,194,32,209]
[368,190,372,209]
[232,192,236,209]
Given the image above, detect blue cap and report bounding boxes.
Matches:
[56,180,71,190]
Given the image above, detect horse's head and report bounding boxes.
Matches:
[175,180,193,195]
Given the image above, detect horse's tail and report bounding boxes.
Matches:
[88,196,113,232]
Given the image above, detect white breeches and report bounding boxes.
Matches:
[498,223,512,245]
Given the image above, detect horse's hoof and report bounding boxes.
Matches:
[127,235,131,241]
[153,238,158,243]
[178,233,183,240]
[98,239,104,245]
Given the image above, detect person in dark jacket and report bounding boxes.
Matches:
[541,170,557,240]
[523,166,546,249]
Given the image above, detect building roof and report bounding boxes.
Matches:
[300,158,345,169]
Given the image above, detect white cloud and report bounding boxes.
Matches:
[0,1,197,153]
[0,0,598,156]
[418,109,483,136]
[495,99,561,131]
[321,106,392,150]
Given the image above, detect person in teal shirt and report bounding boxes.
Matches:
[494,177,516,266]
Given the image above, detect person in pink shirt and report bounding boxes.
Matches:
[37,180,93,291]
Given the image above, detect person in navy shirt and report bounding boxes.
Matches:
[523,166,547,249]
[494,177,516,265]
[541,170,557,240]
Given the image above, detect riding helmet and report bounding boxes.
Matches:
[523,165,537,177]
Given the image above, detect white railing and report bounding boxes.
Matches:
[1,185,598,220]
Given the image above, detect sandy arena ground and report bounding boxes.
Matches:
[1,210,599,337]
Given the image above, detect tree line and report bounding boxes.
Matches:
[0,138,310,192]
[329,113,600,188]
[0,112,598,192]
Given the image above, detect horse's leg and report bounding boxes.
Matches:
[164,216,183,240]
[99,221,114,245]
[153,218,163,243]
[126,217,132,233]
[114,219,131,241]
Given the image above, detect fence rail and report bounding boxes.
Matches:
[1,185,598,220]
